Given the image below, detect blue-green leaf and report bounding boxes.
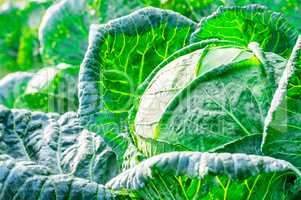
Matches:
[0,105,118,184]
[107,152,301,199]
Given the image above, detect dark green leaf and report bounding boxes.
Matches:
[0,105,118,184]
[0,155,115,199]
[211,133,263,155]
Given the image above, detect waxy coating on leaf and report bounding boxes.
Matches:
[0,155,115,199]
[107,152,301,199]
[262,35,301,169]
[0,105,118,185]
[134,40,287,156]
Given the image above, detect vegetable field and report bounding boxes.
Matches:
[0,0,301,199]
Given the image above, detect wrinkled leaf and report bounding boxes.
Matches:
[107,152,301,199]
[0,155,116,199]
[79,6,195,124]
[0,105,118,184]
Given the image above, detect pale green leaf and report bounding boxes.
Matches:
[39,0,89,65]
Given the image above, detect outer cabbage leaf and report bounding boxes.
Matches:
[134,40,286,156]
[78,7,196,158]
[107,152,301,199]
[262,36,301,169]
[0,155,116,199]
[233,0,301,31]
[14,64,79,113]
[39,0,231,67]
[190,4,299,58]
[0,105,122,199]
[79,7,195,124]
[0,105,118,184]
[39,0,154,65]
[0,72,33,108]
[0,1,49,78]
